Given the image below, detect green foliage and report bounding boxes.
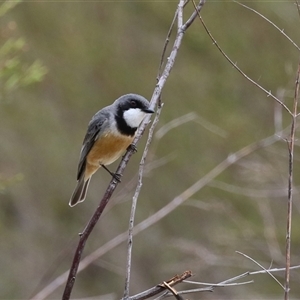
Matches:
[0,1,47,96]
[0,38,47,92]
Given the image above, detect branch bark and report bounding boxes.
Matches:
[284,60,300,300]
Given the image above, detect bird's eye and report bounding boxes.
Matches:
[130,100,137,107]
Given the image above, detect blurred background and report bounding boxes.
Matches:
[0,1,300,299]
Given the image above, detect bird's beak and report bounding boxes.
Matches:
[143,108,155,114]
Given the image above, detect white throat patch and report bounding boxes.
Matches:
[123,108,146,128]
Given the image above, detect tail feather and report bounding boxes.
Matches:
[79,178,90,203]
[69,176,90,207]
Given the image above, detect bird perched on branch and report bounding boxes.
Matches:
[69,94,154,207]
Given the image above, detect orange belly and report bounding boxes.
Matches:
[85,131,134,179]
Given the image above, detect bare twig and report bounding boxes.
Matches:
[124,1,208,297]
[161,281,183,300]
[191,0,293,116]
[155,112,227,139]
[124,103,163,299]
[236,251,285,290]
[295,0,300,19]
[124,271,192,300]
[157,0,191,80]
[250,265,300,275]
[182,0,206,31]
[234,1,300,51]
[184,280,253,287]
[182,264,300,295]
[157,8,177,80]
[156,277,251,299]
[285,60,300,300]
[208,180,293,198]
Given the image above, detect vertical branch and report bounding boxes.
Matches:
[284,61,300,300]
[123,104,163,299]
[123,1,206,298]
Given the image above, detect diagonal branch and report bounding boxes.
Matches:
[191,0,293,116]
[234,1,300,51]
[61,1,206,299]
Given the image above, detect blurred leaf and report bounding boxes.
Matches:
[0,0,22,18]
[21,60,48,85]
[0,38,25,57]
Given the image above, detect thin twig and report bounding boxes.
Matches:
[191,0,293,116]
[182,0,206,31]
[123,104,163,299]
[155,112,227,139]
[285,60,300,300]
[234,1,300,51]
[295,0,300,19]
[124,271,192,300]
[236,251,285,290]
[157,0,190,80]
[157,11,177,80]
[124,1,207,297]
[161,281,183,300]
[183,280,253,287]
[155,271,253,299]
[250,265,300,275]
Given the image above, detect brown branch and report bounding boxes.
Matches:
[284,60,300,300]
[234,1,300,51]
[62,178,120,300]
[61,1,206,299]
[123,271,192,300]
[124,103,163,299]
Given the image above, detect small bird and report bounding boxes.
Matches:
[69,94,154,207]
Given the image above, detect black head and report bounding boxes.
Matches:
[114,94,154,136]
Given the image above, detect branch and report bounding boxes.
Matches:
[123,271,192,300]
[124,103,163,299]
[284,60,300,300]
[236,251,285,290]
[234,1,300,51]
[61,1,206,299]
[124,1,206,297]
[191,0,293,116]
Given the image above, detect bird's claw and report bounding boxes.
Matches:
[127,143,137,153]
[112,173,122,183]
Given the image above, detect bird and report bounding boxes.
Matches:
[69,94,154,207]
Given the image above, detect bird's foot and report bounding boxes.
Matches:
[127,143,137,153]
[101,164,122,182]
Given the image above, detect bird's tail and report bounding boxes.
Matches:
[69,174,91,207]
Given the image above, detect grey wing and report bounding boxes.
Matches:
[76,112,109,180]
